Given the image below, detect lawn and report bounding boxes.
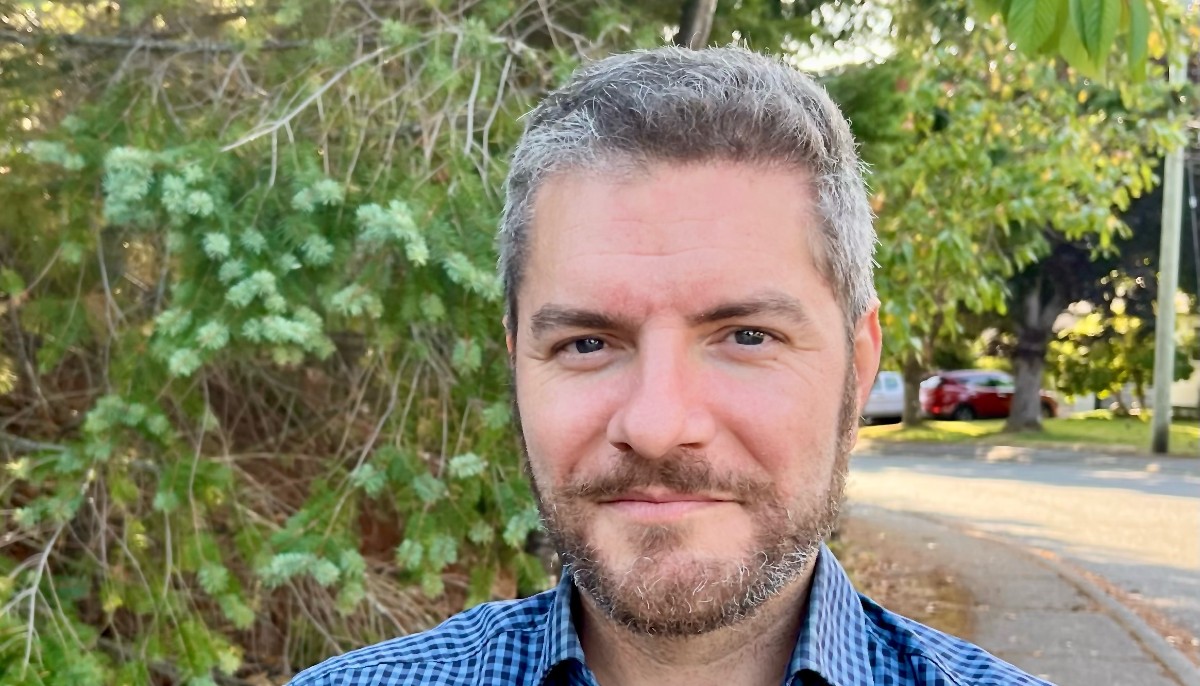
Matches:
[859,411,1200,457]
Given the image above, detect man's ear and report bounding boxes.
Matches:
[851,300,883,438]
[503,316,514,357]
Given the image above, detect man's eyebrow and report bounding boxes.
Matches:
[690,294,813,327]
[528,306,636,339]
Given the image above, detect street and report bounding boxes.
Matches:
[846,448,1200,647]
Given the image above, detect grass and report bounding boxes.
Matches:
[859,410,1200,457]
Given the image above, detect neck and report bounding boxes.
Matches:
[576,566,815,686]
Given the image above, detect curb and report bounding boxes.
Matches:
[1031,552,1200,686]
[891,509,1200,686]
[852,439,1194,463]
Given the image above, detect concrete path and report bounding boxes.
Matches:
[848,447,1200,641]
[845,443,1200,686]
[847,505,1188,686]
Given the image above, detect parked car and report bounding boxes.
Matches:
[862,371,904,424]
[919,370,1057,421]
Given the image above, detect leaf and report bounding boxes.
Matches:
[1071,0,1121,64]
[310,558,341,586]
[198,565,230,595]
[350,463,386,497]
[419,293,446,322]
[468,520,495,544]
[502,506,542,548]
[448,452,486,479]
[1008,0,1060,53]
[1059,12,1103,78]
[411,472,447,504]
[426,534,458,570]
[1127,0,1150,80]
[0,268,25,296]
[481,401,511,430]
[420,571,445,598]
[395,539,423,570]
[451,338,482,374]
[336,581,366,615]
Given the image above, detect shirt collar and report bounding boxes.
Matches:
[536,543,874,686]
[536,568,588,684]
[787,543,876,686]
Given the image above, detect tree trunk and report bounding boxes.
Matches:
[901,351,924,427]
[674,0,719,49]
[1112,392,1130,415]
[1009,333,1048,431]
[1006,269,1066,432]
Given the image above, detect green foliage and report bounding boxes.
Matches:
[835,18,1186,377]
[977,0,1186,79]
[1048,285,1196,403]
[0,0,704,682]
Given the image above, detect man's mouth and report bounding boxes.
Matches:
[597,490,734,520]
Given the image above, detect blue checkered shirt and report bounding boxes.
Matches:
[289,544,1051,685]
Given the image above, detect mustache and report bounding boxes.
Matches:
[558,450,766,502]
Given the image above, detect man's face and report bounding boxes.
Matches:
[510,162,881,635]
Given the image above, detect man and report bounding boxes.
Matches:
[291,46,1050,686]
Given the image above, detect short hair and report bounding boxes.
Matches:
[499,45,875,331]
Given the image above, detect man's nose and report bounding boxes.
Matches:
[605,339,716,459]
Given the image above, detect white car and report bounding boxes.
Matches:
[862,371,904,423]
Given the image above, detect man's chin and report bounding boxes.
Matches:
[571,550,810,637]
[578,563,777,638]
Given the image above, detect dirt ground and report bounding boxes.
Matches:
[833,514,975,640]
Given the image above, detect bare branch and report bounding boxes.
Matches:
[220,45,393,152]
[19,524,63,677]
[0,432,68,456]
[462,62,483,156]
[674,0,719,49]
[0,28,306,53]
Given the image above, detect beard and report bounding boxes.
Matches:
[518,361,860,638]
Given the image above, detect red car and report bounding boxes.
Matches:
[919,370,1057,421]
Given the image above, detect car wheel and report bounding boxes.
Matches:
[951,404,976,421]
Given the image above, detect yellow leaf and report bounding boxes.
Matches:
[102,588,124,615]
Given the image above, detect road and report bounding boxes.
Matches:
[846,446,1200,647]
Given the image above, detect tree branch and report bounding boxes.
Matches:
[0,28,306,53]
[673,0,719,50]
[0,431,68,456]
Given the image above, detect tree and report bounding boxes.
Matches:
[1048,287,1195,411]
[997,170,1200,425]
[834,16,1185,427]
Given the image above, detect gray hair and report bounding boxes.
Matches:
[499,46,876,330]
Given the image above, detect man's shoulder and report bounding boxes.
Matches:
[288,591,556,685]
[859,595,1053,686]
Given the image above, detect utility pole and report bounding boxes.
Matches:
[1150,8,1190,454]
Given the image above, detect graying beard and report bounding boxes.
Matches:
[568,537,823,637]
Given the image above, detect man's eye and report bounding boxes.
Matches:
[571,338,606,354]
[733,330,768,346]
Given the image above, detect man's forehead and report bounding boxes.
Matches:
[533,158,815,198]
[528,162,819,250]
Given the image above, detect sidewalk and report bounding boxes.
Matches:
[845,504,1198,686]
[854,439,1199,472]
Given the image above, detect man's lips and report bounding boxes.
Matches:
[596,491,735,520]
[598,490,731,504]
